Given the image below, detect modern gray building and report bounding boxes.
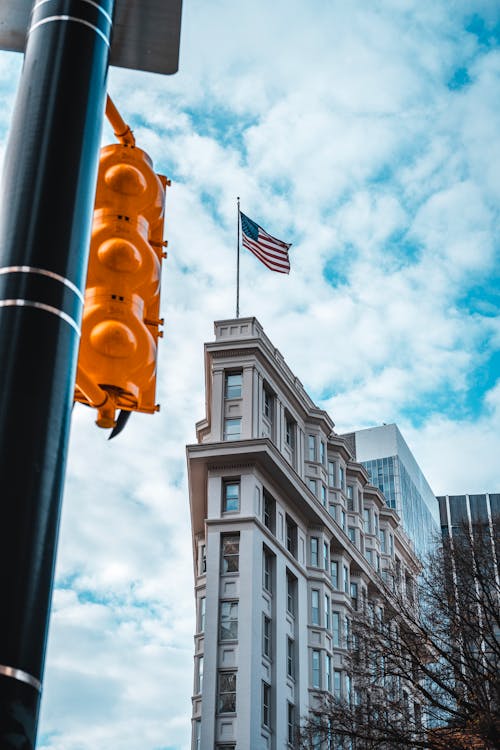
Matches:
[342,424,439,560]
[187,319,420,749]
[437,493,500,559]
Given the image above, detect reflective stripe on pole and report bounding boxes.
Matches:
[0,0,114,745]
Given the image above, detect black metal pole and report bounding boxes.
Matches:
[0,1,114,746]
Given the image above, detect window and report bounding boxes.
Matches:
[311,589,320,625]
[222,480,240,512]
[312,650,321,688]
[263,387,273,419]
[224,418,241,441]
[346,673,352,704]
[308,478,317,496]
[287,703,295,745]
[196,655,204,693]
[332,611,340,646]
[263,548,273,593]
[325,654,332,691]
[344,616,351,648]
[331,560,338,589]
[219,601,238,641]
[328,460,336,487]
[286,572,297,616]
[225,371,242,399]
[263,615,271,658]
[350,582,358,611]
[321,484,327,506]
[310,537,319,566]
[380,528,387,553]
[262,682,271,728]
[348,526,356,544]
[199,596,206,632]
[323,541,329,570]
[365,549,373,567]
[221,534,239,573]
[320,441,326,465]
[285,415,295,449]
[347,485,354,511]
[263,490,275,532]
[198,543,206,575]
[343,564,349,593]
[308,434,316,461]
[375,605,384,628]
[193,719,201,750]
[218,671,236,713]
[339,466,345,490]
[286,515,297,557]
[287,637,295,678]
[328,502,336,520]
[334,669,341,698]
[324,594,330,629]
[364,508,372,533]
[341,510,346,531]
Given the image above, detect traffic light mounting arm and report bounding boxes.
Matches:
[105,95,136,147]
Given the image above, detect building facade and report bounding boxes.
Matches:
[437,493,500,540]
[187,318,420,749]
[343,424,439,560]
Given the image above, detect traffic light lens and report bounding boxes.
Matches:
[98,237,142,273]
[90,320,137,358]
[104,163,147,196]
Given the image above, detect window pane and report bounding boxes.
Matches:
[263,388,273,419]
[225,372,242,399]
[308,435,316,461]
[328,460,336,487]
[263,549,273,592]
[224,418,241,441]
[221,535,239,573]
[263,616,271,657]
[312,650,321,688]
[287,637,294,678]
[199,596,206,632]
[311,589,319,625]
[218,671,237,713]
[331,560,338,589]
[220,601,238,641]
[287,574,296,615]
[332,611,340,646]
[310,537,318,566]
[223,481,240,512]
[262,682,271,727]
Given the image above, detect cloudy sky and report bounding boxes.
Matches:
[0,1,499,748]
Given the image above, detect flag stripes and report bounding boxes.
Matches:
[240,211,291,274]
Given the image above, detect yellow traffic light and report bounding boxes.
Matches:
[75,122,168,433]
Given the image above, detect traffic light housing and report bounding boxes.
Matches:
[74,141,168,430]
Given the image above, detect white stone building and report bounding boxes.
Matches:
[186,318,420,750]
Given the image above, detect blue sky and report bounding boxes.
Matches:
[0,1,499,748]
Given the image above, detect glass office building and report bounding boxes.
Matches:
[343,424,440,560]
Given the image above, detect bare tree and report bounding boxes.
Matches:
[298,519,500,750]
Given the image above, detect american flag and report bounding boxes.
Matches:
[240,212,291,274]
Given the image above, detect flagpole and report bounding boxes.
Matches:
[236,196,240,318]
